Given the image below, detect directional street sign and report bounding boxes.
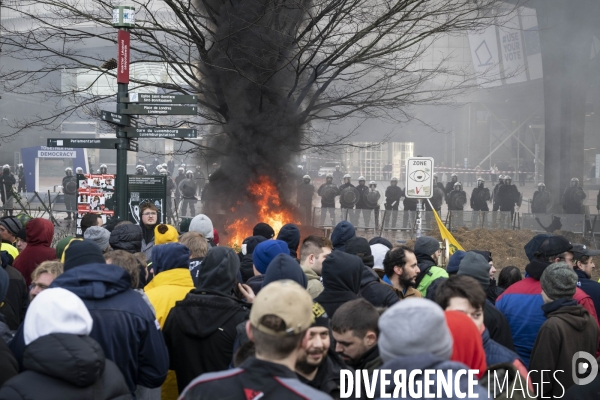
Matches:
[48,138,120,149]
[120,93,198,104]
[101,110,135,126]
[121,104,197,115]
[405,157,434,199]
[123,127,198,138]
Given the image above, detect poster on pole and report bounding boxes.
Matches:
[405,157,434,198]
[127,175,167,224]
[76,173,116,235]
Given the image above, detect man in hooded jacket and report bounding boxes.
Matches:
[109,223,142,254]
[314,252,362,318]
[48,241,169,395]
[238,235,267,283]
[163,246,251,393]
[344,237,398,308]
[12,218,56,286]
[413,236,448,297]
[0,288,131,400]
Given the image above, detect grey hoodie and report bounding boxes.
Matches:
[376,353,491,400]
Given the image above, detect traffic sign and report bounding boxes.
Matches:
[120,104,197,115]
[123,127,198,138]
[48,138,120,149]
[120,93,198,104]
[405,157,434,198]
[101,110,135,126]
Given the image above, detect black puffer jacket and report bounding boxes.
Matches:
[0,263,28,331]
[109,224,142,253]
[0,333,131,400]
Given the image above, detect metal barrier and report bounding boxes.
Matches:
[312,207,376,230]
[521,213,555,233]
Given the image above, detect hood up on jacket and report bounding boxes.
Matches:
[26,218,53,246]
[196,246,240,295]
[262,253,307,289]
[331,221,356,251]
[371,243,389,271]
[321,252,362,293]
[24,333,107,387]
[109,223,142,253]
[276,224,301,259]
[345,237,374,267]
[152,242,190,274]
[51,263,132,300]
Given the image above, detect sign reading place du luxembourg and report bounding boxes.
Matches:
[120,93,198,104]
[123,127,198,138]
[121,104,198,116]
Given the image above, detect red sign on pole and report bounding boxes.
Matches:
[117,30,130,84]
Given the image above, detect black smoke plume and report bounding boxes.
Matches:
[196,0,310,227]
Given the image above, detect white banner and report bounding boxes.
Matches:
[498,9,527,84]
[38,150,76,158]
[468,25,502,88]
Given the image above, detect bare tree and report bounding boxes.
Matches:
[0,0,514,218]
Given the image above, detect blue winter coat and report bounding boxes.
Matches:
[50,263,169,394]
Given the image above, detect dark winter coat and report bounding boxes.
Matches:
[246,274,265,295]
[403,196,418,211]
[0,333,131,400]
[109,224,142,254]
[530,300,598,398]
[484,299,515,351]
[174,173,185,197]
[576,269,600,318]
[62,175,78,195]
[562,186,586,214]
[178,357,332,400]
[314,252,362,318]
[297,351,348,399]
[425,184,445,211]
[492,182,503,210]
[163,247,251,392]
[0,263,27,330]
[297,182,314,205]
[359,265,398,308]
[0,172,16,201]
[50,263,169,394]
[13,218,56,286]
[384,186,403,209]
[447,190,467,211]
[482,328,520,367]
[331,221,356,252]
[444,180,457,198]
[0,336,17,387]
[486,279,504,305]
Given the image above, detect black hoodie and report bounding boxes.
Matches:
[109,224,142,254]
[276,224,301,259]
[314,252,362,318]
[163,247,251,393]
[0,333,130,400]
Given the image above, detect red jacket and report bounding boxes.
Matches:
[13,218,56,286]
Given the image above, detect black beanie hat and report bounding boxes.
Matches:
[345,237,372,257]
[369,236,393,250]
[253,222,275,239]
[64,240,106,271]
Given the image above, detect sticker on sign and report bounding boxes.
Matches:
[405,157,434,198]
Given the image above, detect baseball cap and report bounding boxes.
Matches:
[572,244,600,260]
[536,235,573,259]
[250,280,314,336]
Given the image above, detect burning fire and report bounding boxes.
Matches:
[227,175,300,247]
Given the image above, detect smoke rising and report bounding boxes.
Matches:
[195,0,310,227]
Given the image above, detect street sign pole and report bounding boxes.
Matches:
[113,7,135,221]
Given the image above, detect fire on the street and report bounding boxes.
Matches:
[226,176,299,246]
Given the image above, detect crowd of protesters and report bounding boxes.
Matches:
[0,203,599,399]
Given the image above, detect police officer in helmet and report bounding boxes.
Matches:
[62,167,78,220]
[317,173,339,226]
[297,175,315,226]
[532,182,551,214]
[384,177,403,228]
[562,177,586,214]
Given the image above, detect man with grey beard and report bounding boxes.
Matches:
[295,303,347,399]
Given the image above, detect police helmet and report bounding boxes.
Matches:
[369,181,377,186]
[65,167,73,172]
[136,165,144,171]
[477,177,484,182]
[391,177,398,182]
[451,173,458,178]
[343,174,351,179]
[454,182,462,189]
[159,169,168,175]
[358,176,366,181]
[162,163,167,168]
[303,175,311,180]
[186,170,193,175]
[538,182,546,187]
[570,177,579,187]
[156,165,162,171]
[75,167,83,174]
[100,164,107,169]
[2,164,9,170]
[178,167,184,172]
[181,163,186,168]
[326,173,333,178]
[504,176,512,183]
[18,163,23,167]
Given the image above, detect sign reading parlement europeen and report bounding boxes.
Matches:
[37,146,77,158]
[405,157,434,198]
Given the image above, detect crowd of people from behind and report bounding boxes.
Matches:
[1,205,600,399]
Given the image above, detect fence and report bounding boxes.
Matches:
[311,207,597,240]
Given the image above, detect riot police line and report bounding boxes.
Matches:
[306,173,596,238]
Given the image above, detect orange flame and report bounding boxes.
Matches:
[226,176,299,247]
